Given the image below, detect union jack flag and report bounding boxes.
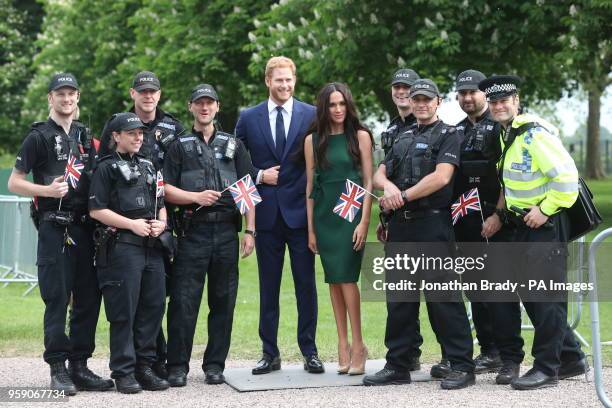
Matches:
[156,171,164,197]
[451,187,482,225]
[333,179,366,222]
[63,154,84,189]
[228,174,262,215]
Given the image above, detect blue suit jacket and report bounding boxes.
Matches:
[235,99,315,231]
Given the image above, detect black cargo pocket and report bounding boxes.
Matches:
[36,257,58,301]
[100,280,128,322]
[117,185,150,213]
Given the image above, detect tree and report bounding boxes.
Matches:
[245,0,570,122]
[557,1,612,179]
[128,0,274,131]
[0,0,44,150]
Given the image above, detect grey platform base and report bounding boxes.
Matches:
[224,359,434,392]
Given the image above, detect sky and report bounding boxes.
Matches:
[438,85,612,137]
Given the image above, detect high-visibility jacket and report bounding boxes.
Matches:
[500,113,578,216]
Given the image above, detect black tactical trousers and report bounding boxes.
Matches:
[97,242,165,378]
[384,211,475,373]
[167,222,239,372]
[454,214,524,363]
[36,220,101,364]
[509,212,584,376]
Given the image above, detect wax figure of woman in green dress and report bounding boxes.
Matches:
[304,83,374,375]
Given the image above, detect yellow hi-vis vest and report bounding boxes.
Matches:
[500,113,578,216]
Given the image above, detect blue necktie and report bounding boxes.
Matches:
[275,106,286,158]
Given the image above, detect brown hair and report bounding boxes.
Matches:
[265,56,296,78]
[310,82,372,169]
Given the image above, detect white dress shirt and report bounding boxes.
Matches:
[267,97,293,146]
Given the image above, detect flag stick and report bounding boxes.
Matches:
[475,188,489,244]
[195,174,248,211]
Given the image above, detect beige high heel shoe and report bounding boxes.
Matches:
[348,345,368,375]
[337,344,351,374]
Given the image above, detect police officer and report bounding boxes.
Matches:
[480,75,587,390]
[380,68,421,155]
[376,68,423,371]
[8,73,113,394]
[163,84,255,387]
[448,69,521,377]
[364,79,475,390]
[89,112,170,394]
[100,70,185,378]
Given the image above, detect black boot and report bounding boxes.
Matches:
[440,370,476,390]
[152,361,168,380]
[115,374,142,394]
[68,360,114,391]
[135,365,170,391]
[474,352,503,374]
[407,356,421,371]
[363,367,411,386]
[511,368,558,390]
[167,366,187,387]
[558,358,589,380]
[49,362,77,396]
[496,361,520,385]
[430,358,452,379]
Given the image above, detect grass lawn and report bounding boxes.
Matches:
[1,179,611,365]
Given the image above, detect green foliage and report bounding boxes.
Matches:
[0,0,43,149]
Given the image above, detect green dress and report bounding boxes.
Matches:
[310,133,364,283]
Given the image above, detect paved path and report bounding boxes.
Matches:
[0,358,608,407]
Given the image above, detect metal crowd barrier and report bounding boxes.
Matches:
[0,195,38,296]
[588,228,612,408]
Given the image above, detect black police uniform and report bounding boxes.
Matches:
[15,118,102,368]
[380,114,417,156]
[453,109,523,366]
[99,107,183,372]
[164,129,253,374]
[89,152,166,379]
[382,120,475,374]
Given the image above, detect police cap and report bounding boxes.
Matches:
[391,69,420,86]
[409,78,440,98]
[109,112,146,132]
[132,71,161,92]
[478,75,522,101]
[455,69,486,91]
[190,84,219,102]
[48,73,79,92]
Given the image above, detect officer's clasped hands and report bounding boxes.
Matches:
[381,181,404,210]
[481,213,502,239]
[46,175,69,198]
[148,219,166,237]
[130,218,152,237]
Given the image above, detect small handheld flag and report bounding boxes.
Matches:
[451,187,482,225]
[333,179,366,222]
[228,174,262,215]
[63,154,84,189]
[156,171,164,198]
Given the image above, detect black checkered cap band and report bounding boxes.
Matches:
[485,83,517,95]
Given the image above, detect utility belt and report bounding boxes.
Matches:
[115,230,164,249]
[177,208,240,236]
[41,211,90,226]
[391,208,446,222]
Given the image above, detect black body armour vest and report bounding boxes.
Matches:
[30,120,95,211]
[386,122,453,210]
[103,155,158,219]
[177,131,238,209]
[454,116,501,210]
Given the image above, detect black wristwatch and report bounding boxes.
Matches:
[244,229,257,237]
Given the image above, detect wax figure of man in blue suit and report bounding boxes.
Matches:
[235,56,324,374]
